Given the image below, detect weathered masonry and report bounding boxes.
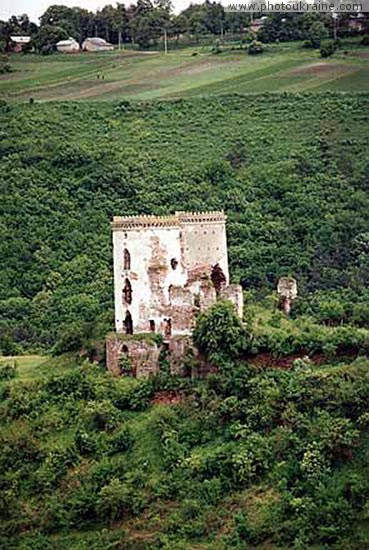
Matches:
[106,211,243,376]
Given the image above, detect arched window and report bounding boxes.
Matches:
[211,263,226,295]
[123,278,132,305]
[123,248,131,270]
[124,311,133,335]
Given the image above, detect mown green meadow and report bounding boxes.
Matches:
[1,40,369,102]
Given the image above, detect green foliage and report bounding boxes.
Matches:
[0,54,12,74]
[35,25,68,54]
[193,300,250,364]
[0,353,369,547]
[0,362,17,380]
[304,20,329,48]
[248,40,263,55]
[1,95,369,351]
[320,39,336,58]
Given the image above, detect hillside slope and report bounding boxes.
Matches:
[1,94,369,350]
[0,94,369,353]
[1,354,369,549]
[1,44,369,101]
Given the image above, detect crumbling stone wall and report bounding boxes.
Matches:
[108,211,245,377]
[220,284,244,319]
[168,335,194,376]
[106,335,160,377]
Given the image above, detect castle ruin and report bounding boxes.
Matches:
[106,211,243,376]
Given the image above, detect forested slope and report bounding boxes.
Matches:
[1,353,369,549]
[1,93,369,350]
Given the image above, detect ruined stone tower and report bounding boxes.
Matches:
[107,211,243,376]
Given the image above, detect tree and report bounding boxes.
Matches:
[35,25,68,54]
[193,300,250,364]
[303,17,329,48]
[320,39,336,58]
[171,14,188,44]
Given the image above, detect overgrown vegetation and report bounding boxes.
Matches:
[1,346,369,549]
[1,94,369,352]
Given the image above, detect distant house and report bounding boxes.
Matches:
[348,14,365,33]
[9,36,31,53]
[82,37,114,52]
[56,38,80,53]
[249,16,267,35]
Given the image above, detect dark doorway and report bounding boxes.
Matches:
[149,320,155,332]
[164,318,172,339]
[124,311,133,334]
[211,263,226,294]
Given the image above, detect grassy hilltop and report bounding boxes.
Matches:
[1,41,369,102]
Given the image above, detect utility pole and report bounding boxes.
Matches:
[332,11,338,40]
[164,27,168,55]
[118,30,122,50]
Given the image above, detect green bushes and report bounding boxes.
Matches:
[0,362,17,380]
[248,40,264,54]
[320,39,336,58]
[253,319,369,359]
[193,300,251,364]
[2,95,369,352]
[1,354,369,547]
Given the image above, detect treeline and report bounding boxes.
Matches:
[1,1,369,52]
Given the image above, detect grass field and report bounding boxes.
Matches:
[1,41,369,101]
[0,354,74,381]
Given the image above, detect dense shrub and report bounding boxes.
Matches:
[1,97,369,351]
[320,40,336,58]
[0,362,17,380]
[193,300,250,364]
[248,40,264,54]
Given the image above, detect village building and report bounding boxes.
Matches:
[56,38,80,53]
[82,37,114,52]
[106,211,243,377]
[9,36,31,53]
[249,17,267,35]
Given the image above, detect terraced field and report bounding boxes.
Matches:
[1,41,368,101]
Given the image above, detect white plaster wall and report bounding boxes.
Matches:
[113,225,187,333]
[181,221,229,283]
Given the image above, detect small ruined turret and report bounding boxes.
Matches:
[277,277,297,315]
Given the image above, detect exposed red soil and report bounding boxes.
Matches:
[248,352,326,370]
[151,390,183,405]
[348,51,369,59]
[287,62,353,76]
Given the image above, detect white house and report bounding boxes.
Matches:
[82,37,114,52]
[56,38,80,53]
